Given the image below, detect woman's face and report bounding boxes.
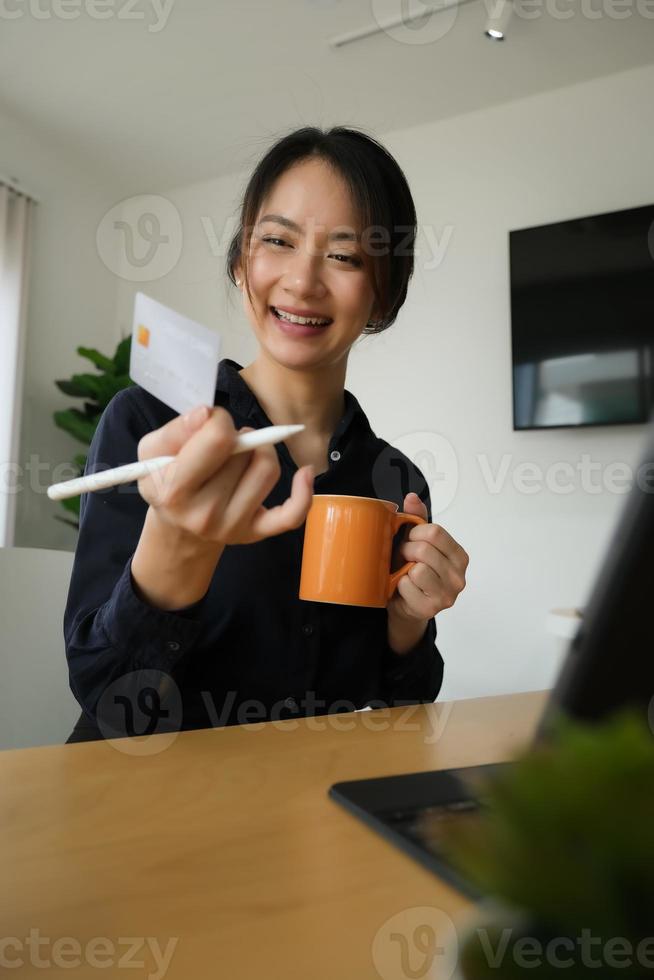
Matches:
[237,157,379,372]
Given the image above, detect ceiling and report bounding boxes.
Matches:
[1,0,652,193]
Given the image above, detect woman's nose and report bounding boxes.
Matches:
[282,245,327,298]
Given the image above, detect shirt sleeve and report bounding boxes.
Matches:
[63,388,207,724]
[378,462,445,706]
[379,615,444,706]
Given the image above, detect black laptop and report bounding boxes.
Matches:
[329,419,654,898]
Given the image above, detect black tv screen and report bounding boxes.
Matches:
[510,203,654,430]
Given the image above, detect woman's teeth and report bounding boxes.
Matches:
[271,307,331,327]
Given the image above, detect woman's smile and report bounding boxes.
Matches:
[269,305,334,338]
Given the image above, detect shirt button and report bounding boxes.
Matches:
[302,624,314,636]
[330,450,341,462]
[166,641,181,652]
[284,697,298,711]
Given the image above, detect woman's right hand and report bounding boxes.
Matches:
[136,405,315,548]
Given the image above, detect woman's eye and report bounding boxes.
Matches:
[331,253,362,266]
[262,237,361,267]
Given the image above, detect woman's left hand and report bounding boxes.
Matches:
[387,492,469,623]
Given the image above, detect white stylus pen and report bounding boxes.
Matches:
[46,424,306,501]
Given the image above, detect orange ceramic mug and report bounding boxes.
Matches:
[299,494,427,608]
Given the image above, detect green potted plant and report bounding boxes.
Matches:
[439,709,654,979]
[53,336,133,529]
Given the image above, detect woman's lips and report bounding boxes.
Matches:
[269,306,332,338]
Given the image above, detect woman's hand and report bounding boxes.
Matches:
[136,405,314,547]
[388,492,469,624]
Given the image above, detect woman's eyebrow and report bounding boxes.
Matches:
[257,214,359,242]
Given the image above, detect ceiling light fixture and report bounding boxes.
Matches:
[484,0,514,39]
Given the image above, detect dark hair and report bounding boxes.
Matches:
[225,126,417,336]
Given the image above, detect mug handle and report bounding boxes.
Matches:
[387,512,427,601]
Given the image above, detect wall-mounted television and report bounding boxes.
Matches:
[510,203,654,430]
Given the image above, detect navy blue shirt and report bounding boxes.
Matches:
[64,358,444,738]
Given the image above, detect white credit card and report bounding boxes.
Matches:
[130,292,221,415]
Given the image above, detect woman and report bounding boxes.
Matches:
[64,126,468,743]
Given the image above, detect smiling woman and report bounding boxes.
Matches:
[226,126,417,339]
[64,126,469,745]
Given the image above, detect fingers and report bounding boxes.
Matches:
[396,573,436,619]
[400,540,466,597]
[400,539,445,577]
[139,407,239,503]
[135,407,316,548]
[407,522,469,570]
[215,443,280,531]
[249,465,315,540]
[137,404,211,460]
[167,451,254,539]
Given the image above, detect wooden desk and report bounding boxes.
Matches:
[1,691,547,979]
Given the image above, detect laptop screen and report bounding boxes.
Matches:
[537,415,654,738]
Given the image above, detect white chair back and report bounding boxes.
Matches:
[0,546,79,749]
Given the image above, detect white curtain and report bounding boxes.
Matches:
[0,184,33,547]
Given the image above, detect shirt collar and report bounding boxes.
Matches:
[215,358,370,443]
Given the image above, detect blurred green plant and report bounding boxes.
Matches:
[441,709,654,978]
[53,336,133,529]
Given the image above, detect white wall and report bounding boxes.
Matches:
[0,101,126,551]
[377,62,652,700]
[111,62,653,701]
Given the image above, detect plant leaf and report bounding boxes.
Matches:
[55,374,103,400]
[441,710,654,943]
[53,409,97,445]
[113,336,131,375]
[55,379,90,398]
[77,346,115,374]
[60,495,80,518]
[54,515,80,530]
